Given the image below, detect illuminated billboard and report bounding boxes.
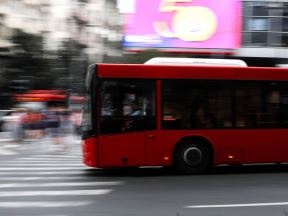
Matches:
[122,0,242,50]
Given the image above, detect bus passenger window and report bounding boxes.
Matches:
[162,80,233,130]
[189,99,215,129]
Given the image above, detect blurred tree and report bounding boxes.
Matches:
[121,49,164,64]
[113,49,196,64]
[4,29,53,91]
[56,39,87,95]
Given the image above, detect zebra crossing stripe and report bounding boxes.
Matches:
[1,163,83,166]
[0,167,86,171]
[11,161,82,164]
[7,160,81,163]
[0,201,93,208]
[0,176,88,181]
[0,189,112,197]
[33,155,80,158]
[16,158,81,161]
[0,147,17,155]
[0,171,87,175]
[0,181,124,188]
[185,202,288,208]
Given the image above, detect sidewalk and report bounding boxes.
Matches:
[0,134,82,156]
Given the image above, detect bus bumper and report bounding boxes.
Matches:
[82,137,98,167]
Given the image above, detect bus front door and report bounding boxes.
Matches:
[99,133,146,167]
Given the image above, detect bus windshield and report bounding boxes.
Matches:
[81,65,96,138]
[100,79,156,134]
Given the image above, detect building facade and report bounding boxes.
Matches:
[118,0,288,67]
[239,0,288,66]
[0,0,122,63]
[0,0,123,108]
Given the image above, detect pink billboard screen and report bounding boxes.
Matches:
[123,0,242,50]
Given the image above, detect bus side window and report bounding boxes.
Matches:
[162,80,233,130]
[234,81,288,129]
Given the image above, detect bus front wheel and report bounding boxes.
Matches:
[174,141,212,174]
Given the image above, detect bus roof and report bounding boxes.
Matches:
[96,64,288,81]
[144,57,248,67]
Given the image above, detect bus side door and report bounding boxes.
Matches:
[98,79,157,167]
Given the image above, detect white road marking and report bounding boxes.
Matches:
[0,189,112,197]
[2,144,21,148]
[5,160,82,164]
[0,139,14,142]
[0,176,88,181]
[0,171,87,175]
[0,167,85,171]
[0,147,17,155]
[1,163,83,166]
[0,181,124,188]
[16,158,81,161]
[34,155,80,158]
[0,201,93,208]
[186,202,288,208]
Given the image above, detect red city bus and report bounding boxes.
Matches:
[81,60,288,174]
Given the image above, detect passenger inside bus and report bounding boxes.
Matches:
[189,99,216,129]
[127,101,142,116]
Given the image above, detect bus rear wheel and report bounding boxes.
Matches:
[174,141,212,174]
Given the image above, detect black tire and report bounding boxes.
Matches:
[174,141,213,174]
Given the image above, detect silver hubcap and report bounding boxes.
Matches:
[183,146,202,166]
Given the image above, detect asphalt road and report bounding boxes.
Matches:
[1,144,288,216]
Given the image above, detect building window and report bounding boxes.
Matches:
[282,33,288,47]
[251,32,268,45]
[283,18,288,32]
[242,1,288,47]
[248,18,268,31]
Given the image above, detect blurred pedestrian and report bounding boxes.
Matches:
[12,108,26,142]
[59,109,74,150]
[1,110,14,141]
[71,109,82,135]
[43,106,61,145]
[22,109,45,140]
